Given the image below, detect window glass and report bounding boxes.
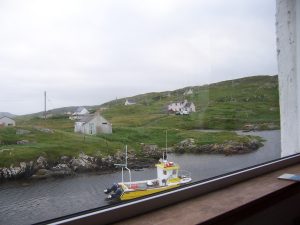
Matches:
[0,1,283,225]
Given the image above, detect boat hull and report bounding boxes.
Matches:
[120,184,180,201]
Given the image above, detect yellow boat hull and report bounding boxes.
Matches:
[120,184,180,201]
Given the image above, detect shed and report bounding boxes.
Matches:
[74,113,112,135]
[70,107,89,120]
[0,116,16,127]
[124,99,136,106]
[183,88,193,95]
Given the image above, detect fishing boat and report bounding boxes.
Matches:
[104,132,192,201]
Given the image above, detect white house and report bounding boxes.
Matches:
[183,88,193,96]
[124,99,136,106]
[69,107,89,120]
[74,112,112,135]
[168,100,196,114]
[0,116,16,127]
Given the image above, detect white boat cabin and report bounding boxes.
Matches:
[156,160,180,186]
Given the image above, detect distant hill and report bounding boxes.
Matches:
[0,112,16,118]
[19,106,98,119]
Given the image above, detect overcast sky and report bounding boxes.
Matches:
[0,0,277,115]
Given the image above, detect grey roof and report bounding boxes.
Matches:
[126,99,136,103]
[79,114,94,123]
[0,116,14,120]
[74,106,87,113]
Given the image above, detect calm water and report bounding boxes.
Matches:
[0,130,281,225]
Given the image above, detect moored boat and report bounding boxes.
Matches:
[104,145,192,201]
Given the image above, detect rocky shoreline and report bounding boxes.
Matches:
[0,140,262,181]
[0,144,163,181]
[174,138,263,155]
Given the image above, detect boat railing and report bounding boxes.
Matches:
[178,170,191,179]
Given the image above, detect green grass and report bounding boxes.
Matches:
[16,115,74,132]
[0,125,261,167]
[0,126,121,167]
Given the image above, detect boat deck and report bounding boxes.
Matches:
[121,179,161,190]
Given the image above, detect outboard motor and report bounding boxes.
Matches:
[104,183,119,194]
[105,183,123,200]
[110,187,122,199]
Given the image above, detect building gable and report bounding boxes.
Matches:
[0,116,16,126]
[74,113,112,135]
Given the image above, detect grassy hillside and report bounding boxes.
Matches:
[101,75,279,130]
[0,75,279,167]
[0,126,120,167]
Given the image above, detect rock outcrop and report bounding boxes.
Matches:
[174,138,262,155]
[0,161,34,181]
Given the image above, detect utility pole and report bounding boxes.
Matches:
[44,91,47,120]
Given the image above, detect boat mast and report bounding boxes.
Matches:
[125,145,132,182]
[114,145,131,183]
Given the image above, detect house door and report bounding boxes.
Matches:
[89,123,94,134]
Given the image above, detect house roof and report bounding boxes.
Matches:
[126,99,136,103]
[168,101,194,107]
[78,113,110,124]
[74,106,87,113]
[0,116,14,120]
[79,115,94,123]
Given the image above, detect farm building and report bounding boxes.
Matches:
[183,88,193,95]
[0,116,16,127]
[124,99,136,106]
[74,112,112,135]
[168,100,196,114]
[69,107,89,120]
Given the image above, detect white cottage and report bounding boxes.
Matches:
[124,99,136,106]
[74,113,112,135]
[0,116,16,127]
[168,100,196,114]
[69,107,89,120]
[183,88,193,96]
